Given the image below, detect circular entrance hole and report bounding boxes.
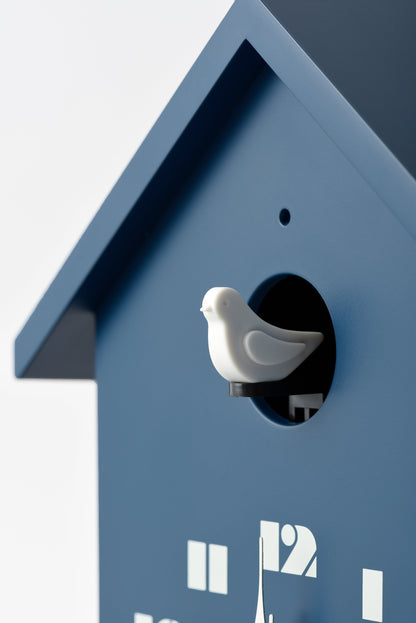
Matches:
[248,275,336,425]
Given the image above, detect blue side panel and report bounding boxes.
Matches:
[96,67,416,622]
[260,0,416,178]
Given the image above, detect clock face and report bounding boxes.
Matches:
[130,524,382,623]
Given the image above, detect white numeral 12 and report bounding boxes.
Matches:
[260,521,317,578]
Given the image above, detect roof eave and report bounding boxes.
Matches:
[15,0,416,380]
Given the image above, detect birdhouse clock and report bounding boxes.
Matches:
[15,0,416,622]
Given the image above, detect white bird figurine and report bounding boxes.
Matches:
[200,287,324,383]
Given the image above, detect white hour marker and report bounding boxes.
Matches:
[187,540,228,594]
[362,569,383,622]
[209,544,228,594]
[134,615,153,623]
[187,541,207,591]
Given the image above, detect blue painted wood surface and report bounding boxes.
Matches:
[95,61,416,621]
[15,1,416,620]
[15,0,416,379]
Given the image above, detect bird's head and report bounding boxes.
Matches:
[200,287,244,322]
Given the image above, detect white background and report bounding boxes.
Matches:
[1,1,232,621]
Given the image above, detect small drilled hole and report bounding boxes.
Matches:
[279,208,291,226]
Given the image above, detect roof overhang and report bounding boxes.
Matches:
[15,0,416,379]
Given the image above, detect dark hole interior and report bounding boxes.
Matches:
[279,208,291,226]
[249,275,336,425]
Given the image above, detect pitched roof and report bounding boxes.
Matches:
[15,0,416,380]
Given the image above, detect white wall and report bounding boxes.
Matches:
[0,1,232,621]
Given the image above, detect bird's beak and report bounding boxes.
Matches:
[200,305,213,313]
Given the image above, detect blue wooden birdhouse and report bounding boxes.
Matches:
[15,0,416,622]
